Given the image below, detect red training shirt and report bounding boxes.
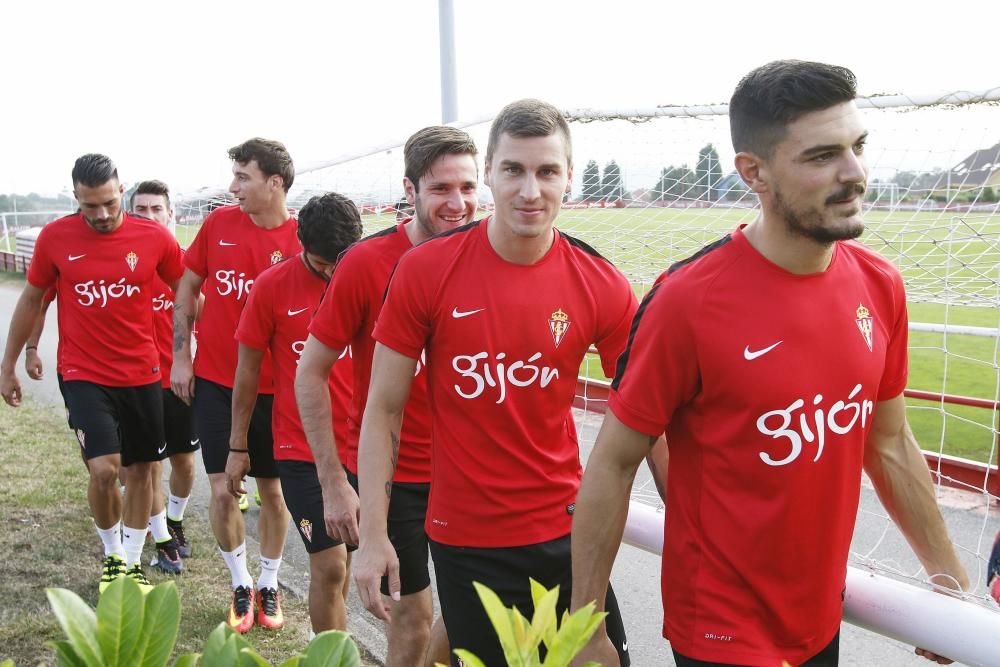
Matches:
[610,226,909,665]
[374,218,637,547]
[27,212,184,387]
[236,254,352,463]
[309,222,432,481]
[184,205,301,391]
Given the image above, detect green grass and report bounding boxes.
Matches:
[0,399,377,665]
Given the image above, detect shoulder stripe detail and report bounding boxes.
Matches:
[559,231,611,263]
[667,233,732,275]
[612,282,663,391]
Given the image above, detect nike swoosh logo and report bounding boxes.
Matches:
[744,340,783,360]
[452,307,484,319]
[157,442,168,454]
[218,240,237,246]
[190,439,200,447]
[623,641,628,652]
[287,308,308,316]
[68,254,86,261]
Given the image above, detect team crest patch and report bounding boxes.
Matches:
[125,251,138,272]
[270,250,283,265]
[855,304,873,352]
[298,518,313,543]
[549,308,570,348]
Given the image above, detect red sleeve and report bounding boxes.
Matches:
[371,252,431,360]
[608,275,700,437]
[183,212,211,278]
[235,274,274,352]
[877,267,909,401]
[595,268,639,378]
[308,246,368,351]
[26,225,57,289]
[43,286,56,303]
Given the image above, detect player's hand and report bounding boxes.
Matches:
[353,533,400,622]
[24,350,44,380]
[320,478,360,546]
[573,627,619,666]
[225,450,250,498]
[170,357,195,405]
[914,648,953,664]
[1,370,23,407]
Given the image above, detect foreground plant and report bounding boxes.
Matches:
[441,579,608,667]
[43,577,360,667]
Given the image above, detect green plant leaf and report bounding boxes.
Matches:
[301,630,361,667]
[49,639,87,667]
[0,659,12,667]
[472,581,525,666]
[451,649,488,667]
[541,604,607,666]
[201,624,245,665]
[136,582,181,667]
[96,575,144,666]
[237,647,273,667]
[277,658,301,667]
[527,582,559,651]
[46,587,102,667]
[172,655,201,667]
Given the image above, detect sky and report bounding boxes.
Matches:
[2,0,999,197]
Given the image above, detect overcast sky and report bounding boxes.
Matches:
[2,0,998,196]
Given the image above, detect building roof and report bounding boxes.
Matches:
[950,141,1000,186]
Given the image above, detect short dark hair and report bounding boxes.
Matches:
[228,138,295,192]
[729,60,858,157]
[296,192,363,262]
[72,154,118,188]
[486,99,572,167]
[403,126,478,192]
[130,179,171,209]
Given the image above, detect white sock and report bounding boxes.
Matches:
[96,521,124,559]
[221,543,253,589]
[167,493,190,522]
[148,510,171,543]
[258,555,282,590]
[121,524,147,568]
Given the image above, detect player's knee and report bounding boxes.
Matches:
[170,452,196,480]
[394,589,434,630]
[88,458,120,488]
[311,548,348,589]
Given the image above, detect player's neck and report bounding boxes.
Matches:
[487,215,555,265]
[743,216,836,275]
[248,201,290,230]
[403,217,433,246]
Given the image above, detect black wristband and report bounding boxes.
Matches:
[25,345,37,351]
[229,448,249,453]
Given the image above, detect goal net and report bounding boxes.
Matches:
[177,88,1000,610]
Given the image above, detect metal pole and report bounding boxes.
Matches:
[438,0,458,123]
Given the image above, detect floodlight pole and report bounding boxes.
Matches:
[439,0,458,123]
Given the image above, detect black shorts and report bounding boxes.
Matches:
[346,469,431,596]
[61,380,166,466]
[162,388,199,457]
[278,459,355,554]
[672,631,840,666]
[193,376,277,478]
[429,535,630,667]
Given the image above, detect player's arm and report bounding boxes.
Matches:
[864,392,968,664]
[294,335,357,544]
[226,343,264,498]
[353,342,417,621]
[170,268,204,404]
[24,296,53,381]
[645,435,669,504]
[1,284,46,407]
[572,410,657,665]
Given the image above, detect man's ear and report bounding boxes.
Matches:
[734,151,768,195]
